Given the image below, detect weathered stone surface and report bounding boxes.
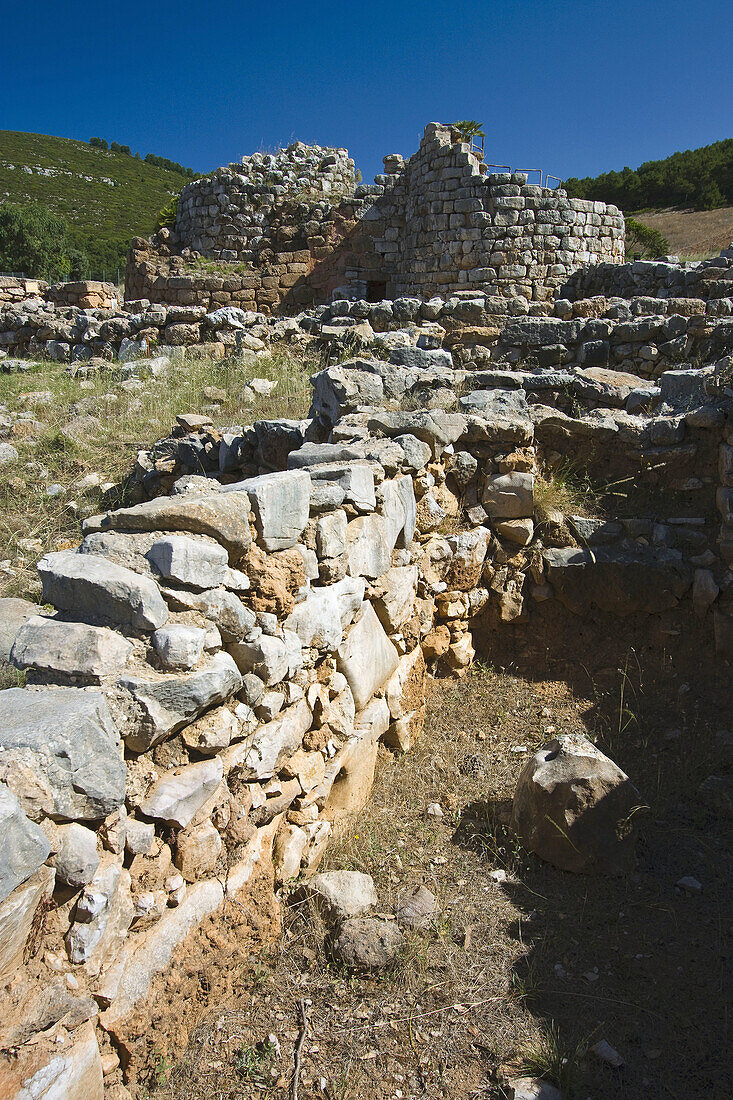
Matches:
[139,758,224,827]
[147,534,229,588]
[229,629,302,685]
[152,624,207,670]
[66,857,133,966]
[51,822,100,889]
[346,514,391,578]
[119,652,243,751]
[0,688,125,821]
[316,510,347,559]
[11,616,133,679]
[308,462,376,511]
[273,823,308,881]
[100,822,276,1032]
[230,469,310,550]
[396,884,438,929]
[175,820,222,881]
[512,734,643,874]
[372,566,418,632]
[482,472,534,519]
[38,550,168,631]
[447,528,490,589]
[337,601,399,710]
[303,870,378,926]
[0,596,38,662]
[87,491,253,558]
[223,698,312,780]
[0,785,51,901]
[0,1019,103,1100]
[331,916,404,971]
[162,585,255,641]
[0,865,55,985]
[284,587,343,652]
[181,705,239,754]
[543,546,692,616]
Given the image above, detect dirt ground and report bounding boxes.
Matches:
[634,206,733,258]
[150,647,733,1100]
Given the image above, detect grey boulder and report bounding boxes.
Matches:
[37,550,168,632]
[0,688,126,821]
[11,616,133,679]
[0,786,51,902]
[512,734,643,874]
[330,917,404,972]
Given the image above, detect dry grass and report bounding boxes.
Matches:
[633,207,733,259]
[533,462,598,525]
[0,346,314,599]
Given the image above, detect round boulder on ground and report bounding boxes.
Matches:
[330,917,404,972]
[511,733,643,874]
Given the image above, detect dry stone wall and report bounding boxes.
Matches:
[126,123,624,313]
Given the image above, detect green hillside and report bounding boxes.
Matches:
[564,138,733,213]
[0,131,192,279]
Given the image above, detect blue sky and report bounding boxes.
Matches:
[4,0,732,183]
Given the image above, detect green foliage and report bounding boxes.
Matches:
[0,202,74,280]
[564,137,733,212]
[625,217,670,259]
[451,120,485,143]
[156,194,179,229]
[234,1039,276,1084]
[144,152,195,178]
[1,131,190,277]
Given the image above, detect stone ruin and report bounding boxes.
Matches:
[125,123,624,313]
[2,124,733,1100]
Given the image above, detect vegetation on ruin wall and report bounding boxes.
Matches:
[564,137,733,212]
[0,131,191,277]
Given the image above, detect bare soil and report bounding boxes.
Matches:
[634,207,733,258]
[150,650,733,1100]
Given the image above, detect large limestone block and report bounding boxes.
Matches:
[284,587,343,652]
[11,616,132,679]
[308,462,376,511]
[482,472,534,520]
[51,822,99,889]
[346,514,391,579]
[380,476,416,551]
[119,652,243,751]
[0,1018,103,1100]
[316,510,347,559]
[512,734,643,874]
[273,823,308,882]
[329,576,366,628]
[0,785,51,901]
[38,550,168,632]
[310,365,384,423]
[0,688,126,821]
[152,624,206,670]
[372,566,418,632]
[337,601,399,711]
[230,470,310,551]
[223,698,312,780]
[0,596,38,662]
[0,865,55,984]
[139,757,224,827]
[85,491,252,559]
[542,546,692,616]
[147,534,228,588]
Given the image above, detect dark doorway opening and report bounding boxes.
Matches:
[366,279,387,302]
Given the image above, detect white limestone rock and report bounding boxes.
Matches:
[337,601,399,710]
[38,550,168,631]
[147,534,229,589]
[0,785,51,901]
[152,624,207,670]
[139,757,224,828]
[10,615,133,679]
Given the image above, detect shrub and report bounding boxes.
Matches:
[156,194,179,229]
[0,202,70,279]
[625,217,670,259]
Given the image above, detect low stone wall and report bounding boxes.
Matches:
[0,276,47,304]
[562,252,733,302]
[44,281,119,310]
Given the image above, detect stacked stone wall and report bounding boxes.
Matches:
[127,124,624,313]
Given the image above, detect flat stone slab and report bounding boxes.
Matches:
[0,786,51,902]
[85,492,253,559]
[37,550,168,632]
[11,615,132,679]
[224,470,310,551]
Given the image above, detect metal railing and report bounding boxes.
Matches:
[481,164,563,188]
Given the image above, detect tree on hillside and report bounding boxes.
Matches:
[0,202,88,280]
[89,136,108,150]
